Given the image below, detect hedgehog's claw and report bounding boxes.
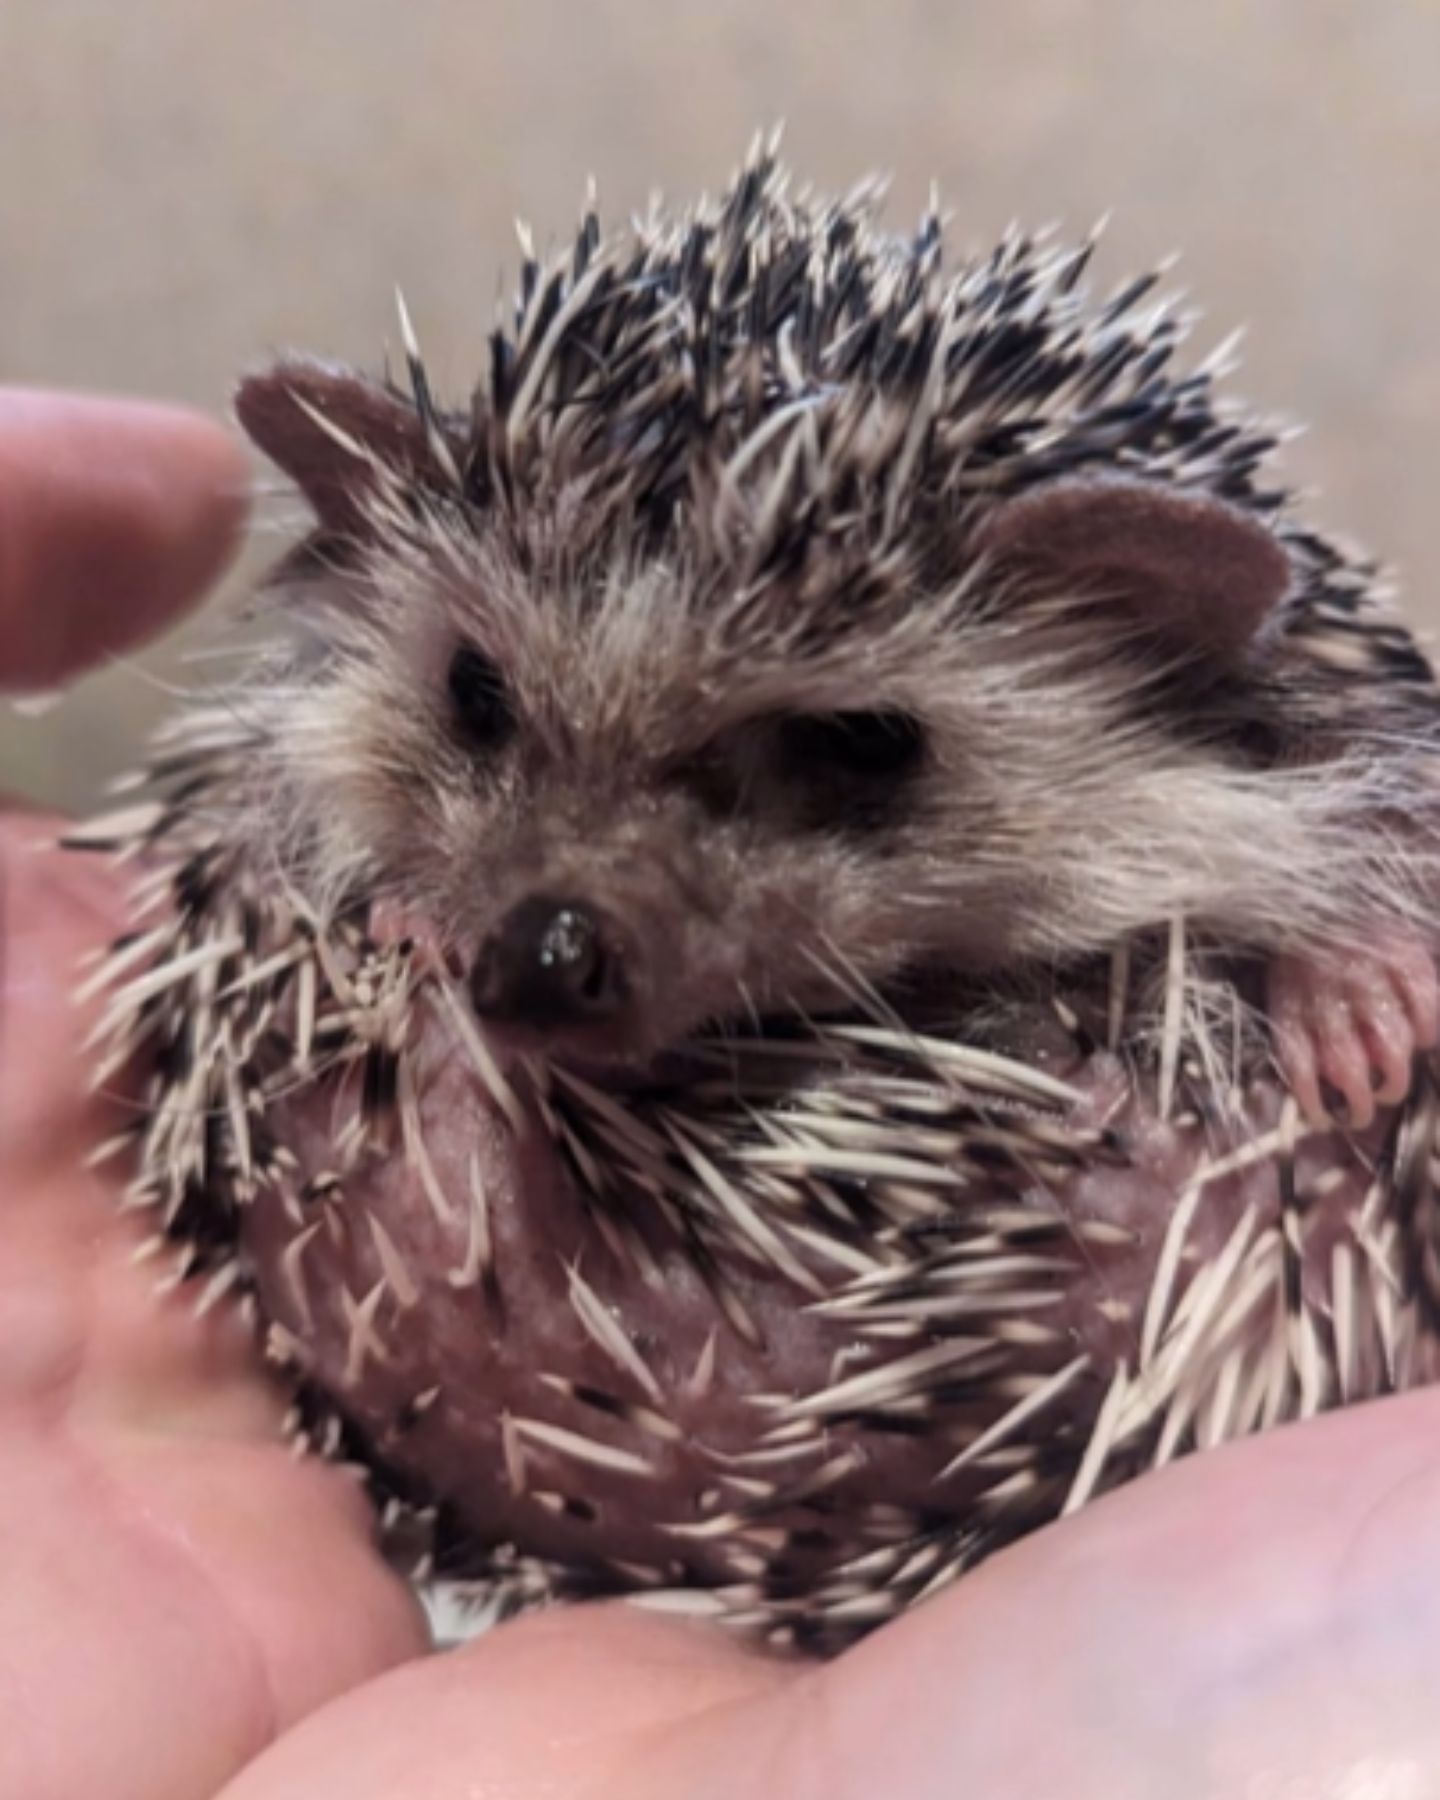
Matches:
[1268,937,1440,1130]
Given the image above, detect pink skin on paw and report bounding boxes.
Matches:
[1269,936,1440,1130]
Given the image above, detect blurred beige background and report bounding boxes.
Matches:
[3,0,1438,807]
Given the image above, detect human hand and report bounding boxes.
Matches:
[0,391,426,1800]
[7,388,1440,1800]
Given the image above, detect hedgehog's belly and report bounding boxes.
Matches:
[255,1042,961,1590]
[245,1001,1440,1651]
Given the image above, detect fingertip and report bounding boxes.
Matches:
[0,389,252,692]
[216,1601,792,1799]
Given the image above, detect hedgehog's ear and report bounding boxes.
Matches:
[234,357,442,541]
[975,476,1293,660]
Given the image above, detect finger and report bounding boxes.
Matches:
[217,1602,792,1800]
[219,1387,1440,1799]
[770,1386,1440,1799]
[0,388,250,692]
[0,1415,428,1800]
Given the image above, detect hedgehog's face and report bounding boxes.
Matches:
[291,548,992,1067]
[448,678,938,1064]
[242,362,1300,1071]
[282,532,1303,1073]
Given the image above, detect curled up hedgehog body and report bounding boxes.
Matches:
[72,144,1440,1653]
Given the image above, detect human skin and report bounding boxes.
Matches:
[6,389,1440,1799]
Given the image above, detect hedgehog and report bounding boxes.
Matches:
[70,138,1440,1655]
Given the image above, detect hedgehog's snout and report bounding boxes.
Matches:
[470,894,631,1034]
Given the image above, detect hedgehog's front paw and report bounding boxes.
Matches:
[1268,936,1440,1129]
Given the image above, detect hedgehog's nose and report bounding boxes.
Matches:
[470,896,627,1029]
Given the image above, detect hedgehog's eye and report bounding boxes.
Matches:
[448,646,515,749]
[779,710,927,781]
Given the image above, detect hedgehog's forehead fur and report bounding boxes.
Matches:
[228,143,1438,1053]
